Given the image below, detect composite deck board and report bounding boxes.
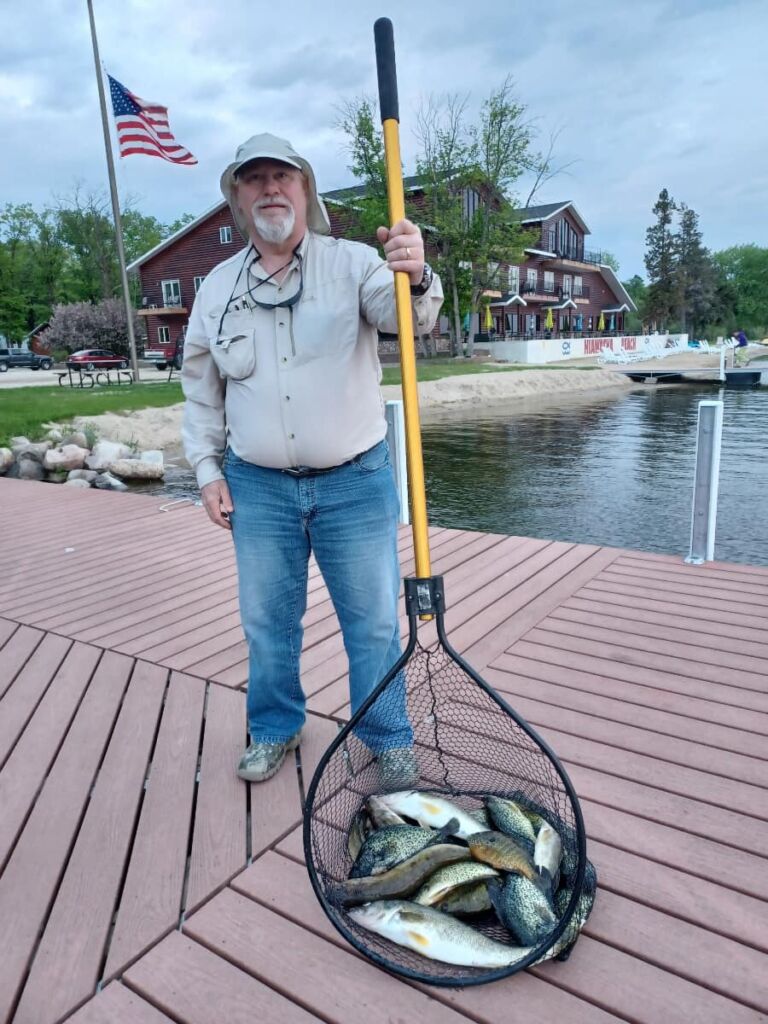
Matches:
[12,659,168,1024]
[103,670,206,979]
[0,624,45,700]
[1,478,767,1022]
[0,651,132,1024]
[185,683,247,914]
[123,931,323,1024]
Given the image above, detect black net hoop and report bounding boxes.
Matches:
[303,577,589,986]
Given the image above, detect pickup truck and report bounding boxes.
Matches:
[0,347,54,372]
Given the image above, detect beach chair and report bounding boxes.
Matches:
[597,347,623,364]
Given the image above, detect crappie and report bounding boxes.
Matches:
[350,819,458,879]
[413,861,499,906]
[466,831,539,882]
[548,858,598,961]
[347,808,373,861]
[484,796,537,852]
[534,823,562,890]
[437,881,493,916]
[334,844,470,907]
[348,900,533,968]
[366,795,407,828]
[488,874,557,946]
[506,789,552,834]
[375,791,485,839]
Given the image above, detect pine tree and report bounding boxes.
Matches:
[644,188,677,328]
[673,204,717,334]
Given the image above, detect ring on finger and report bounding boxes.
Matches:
[405,246,411,258]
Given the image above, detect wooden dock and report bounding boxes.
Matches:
[0,475,766,1024]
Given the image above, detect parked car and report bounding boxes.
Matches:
[0,347,54,372]
[66,349,129,371]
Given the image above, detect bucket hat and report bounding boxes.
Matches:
[220,133,331,239]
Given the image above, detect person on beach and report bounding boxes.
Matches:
[735,328,749,364]
[181,134,443,784]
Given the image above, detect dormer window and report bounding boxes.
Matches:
[220,226,232,244]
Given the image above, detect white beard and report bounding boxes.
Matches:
[251,201,296,244]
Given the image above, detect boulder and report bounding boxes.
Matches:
[61,431,89,449]
[92,471,128,491]
[109,458,164,480]
[0,448,13,474]
[140,450,164,466]
[64,478,92,489]
[46,428,64,443]
[86,440,132,470]
[12,440,51,463]
[68,469,98,483]
[17,459,45,481]
[45,471,69,484]
[9,436,30,448]
[44,444,90,472]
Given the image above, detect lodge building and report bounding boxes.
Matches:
[128,185,634,362]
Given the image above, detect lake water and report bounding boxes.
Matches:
[142,382,768,567]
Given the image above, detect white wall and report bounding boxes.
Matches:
[485,333,689,365]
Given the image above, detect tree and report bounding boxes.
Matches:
[56,187,122,302]
[46,298,143,355]
[714,245,768,334]
[644,188,677,328]
[600,251,620,273]
[335,97,393,243]
[622,274,647,333]
[672,204,719,334]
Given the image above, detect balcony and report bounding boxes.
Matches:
[138,296,188,316]
[527,232,604,265]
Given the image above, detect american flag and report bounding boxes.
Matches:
[107,74,197,165]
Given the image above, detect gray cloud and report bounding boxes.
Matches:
[0,0,765,276]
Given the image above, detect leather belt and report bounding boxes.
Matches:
[280,443,377,478]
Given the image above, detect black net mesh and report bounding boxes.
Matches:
[305,587,589,986]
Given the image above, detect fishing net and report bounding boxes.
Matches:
[304,576,591,987]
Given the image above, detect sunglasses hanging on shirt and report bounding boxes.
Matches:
[216,243,305,343]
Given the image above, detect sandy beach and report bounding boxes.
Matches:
[62,352,726,456]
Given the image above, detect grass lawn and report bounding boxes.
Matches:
[0,360,600,447]
[0,382,184,447]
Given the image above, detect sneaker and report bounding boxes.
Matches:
[237,731,301,783]
[377,746,419,791]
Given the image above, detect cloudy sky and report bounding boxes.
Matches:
[3,0,766,276]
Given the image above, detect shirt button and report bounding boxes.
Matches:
[285,395,290,401]
[288,433,295,439]
[281,356,287,363]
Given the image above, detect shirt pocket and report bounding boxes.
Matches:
[209,329,257,380]
[292,274,359,363]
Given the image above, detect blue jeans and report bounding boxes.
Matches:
[223,440,411,752]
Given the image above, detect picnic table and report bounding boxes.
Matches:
[57,367,134,388]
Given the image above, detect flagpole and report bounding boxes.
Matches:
[86,0,141,382]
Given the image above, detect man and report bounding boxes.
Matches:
[181,134,443,785]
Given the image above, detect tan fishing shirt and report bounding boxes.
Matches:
[181,231,443,488]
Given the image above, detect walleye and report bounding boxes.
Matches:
[466,831,539,883]
[413,861,499,907]
[334,844,470,907]
[483,796,537,852]
[350,819,458,879]
[348,900,533,968]
[375,791,485,839]
[534,823,563,890]
[488,874,557,946]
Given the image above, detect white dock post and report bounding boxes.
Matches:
[385,399,410,525]
[719,345,726,382]
[685,400,724,564]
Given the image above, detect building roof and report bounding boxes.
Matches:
[519,201,590,235]
[597,265,637,312]
[322,175,422,200]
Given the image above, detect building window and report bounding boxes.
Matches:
[194,275,205,294]
[158,326,170,343]
[462,188,480,223]
[526,269,537,290]
[487,261,500,286]
[161,279,181,307]
[508,265,519,292]
[543,271,555,294]
[574,275,582,297]
[562,274,572,296]
[220,226,232,244]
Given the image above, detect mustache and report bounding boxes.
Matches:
[254,198,293,211]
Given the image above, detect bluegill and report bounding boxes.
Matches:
[413,861,499,906]
[375,791,485,839]
[466,831,539,882]
[334,844,470,907]
[488,874,557,946]
[484,796,537,852]
[349,819,458,878]
[348,900,534,968]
